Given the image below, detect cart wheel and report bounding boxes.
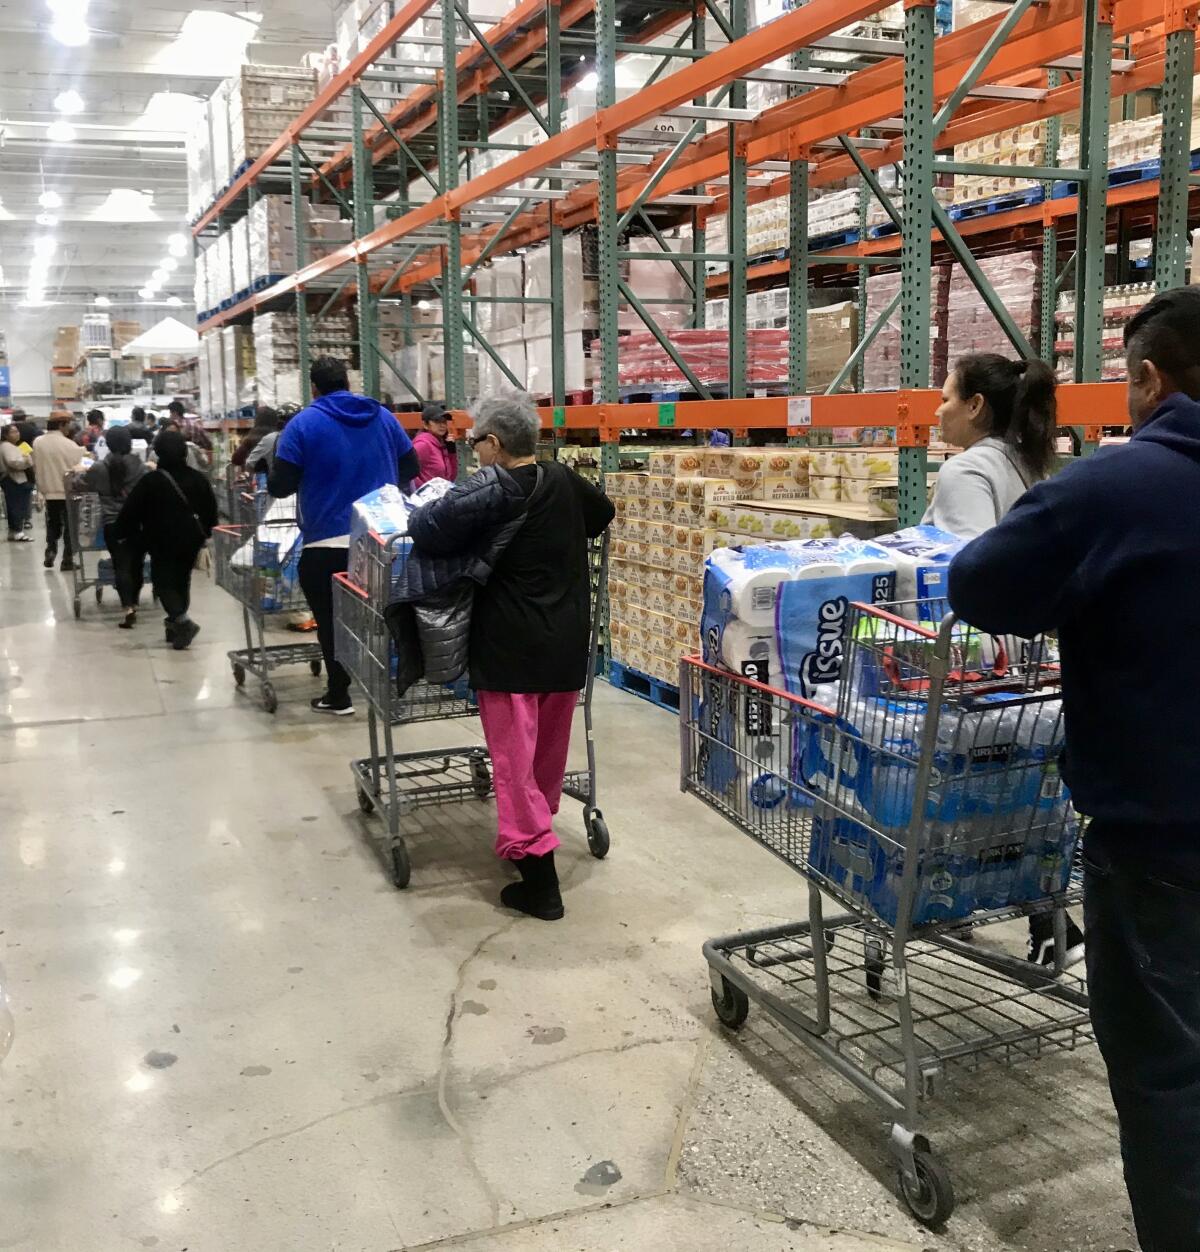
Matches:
[357,787,375,815]
[584,808,610,859]
[309,659,322,677]
[390,840,411,889]
[865,935,885,1001]
[711,976,750,1030]
[471,758,492,799]
[73,597,82,621]
[262,683,278,715]
[95,585,103,604]
[232,663,246,688]
[898,1149,955,1228]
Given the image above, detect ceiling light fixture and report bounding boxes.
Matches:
[94,294,111,307]
[152,268,168,283]
[167,233,188,257]
[49,18,90,47]
[35,213,59,227]
[166,295,183,308]
[54,89,85,114]
[47,120,77,143]
[138,288,154,300]
[38,190,62,209]
[161,257,178,272]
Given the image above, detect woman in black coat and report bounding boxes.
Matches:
[408,392,614,921]
[112,430,217,650]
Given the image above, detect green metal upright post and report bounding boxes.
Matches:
[727,0,748,400]
[692,11,707,329]
[547,0,566,412]
[352,87,380,398]
[1157,21,1196,291]
[1075,2,1113,386]
[440,0,466,408]
[788,158,809,398]
[290,143,312,407]
[1040,69,1061,365]
[898,2,935,527]
[596,0,620,424]
[856,167,870,395]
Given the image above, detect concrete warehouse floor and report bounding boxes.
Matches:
[0,523,1137,1252]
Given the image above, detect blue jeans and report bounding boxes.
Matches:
[1084,826,1200,1251]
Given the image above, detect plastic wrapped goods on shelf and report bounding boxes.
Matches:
[863,266,951,392]
[944,251,1041,368]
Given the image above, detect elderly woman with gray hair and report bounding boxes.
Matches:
[407,390,614,920]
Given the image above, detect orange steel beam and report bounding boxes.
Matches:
[259,0,892,299]
[190,0,440,237]
[528,381,1128,433]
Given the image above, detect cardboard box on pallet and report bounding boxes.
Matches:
[53,327,81,369]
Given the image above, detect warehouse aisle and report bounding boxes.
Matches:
[0,531,1131,1252]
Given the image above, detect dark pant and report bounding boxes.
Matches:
[103,524,144,610]
[153,555,195,623]
[44,498,73,563]
[298,546,350,701]
[2,479,33,534]
[1084,827,1200,1252]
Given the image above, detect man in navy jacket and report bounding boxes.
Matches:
[949,286,1200,1251]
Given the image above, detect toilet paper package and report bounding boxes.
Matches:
[867,524,964,605]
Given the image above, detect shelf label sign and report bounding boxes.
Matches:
[788,395,812,427]
[657,402,676,427]
[552,406,566,428]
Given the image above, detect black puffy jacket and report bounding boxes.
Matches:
[384,466,530,693]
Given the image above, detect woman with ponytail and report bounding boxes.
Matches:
[927,353,1082,969]
[926,353,1059,538]
[77,425,147,628]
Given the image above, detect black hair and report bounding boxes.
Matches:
[154,429,188,469]
[1124,286,1200,400]
[310,355,349,397]
[105,426,134,496]
[131,406,146,422]
[86,409,104,426]
[167,399,185,417]
[951,352,1059,481]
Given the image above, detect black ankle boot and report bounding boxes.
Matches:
[500,852,564,921]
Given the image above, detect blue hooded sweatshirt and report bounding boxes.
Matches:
[949,393,1200,869]
[275,391,413,544]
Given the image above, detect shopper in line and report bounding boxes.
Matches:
[166,399,212,456]
[76,426,147,628]
[78,410,106,453]
[411,402,459,488]
[949,286,1200,1252]
[268,357,418,714]
[246,405,298,475]
[407,391,614,920]
[925,352,1084,968]
[1,424,34,543]
[231,405,279,469]
[31,416,84,571]
[113,430,216,650]
[127,406,155,447]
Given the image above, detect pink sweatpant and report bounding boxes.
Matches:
[477,689,578,860]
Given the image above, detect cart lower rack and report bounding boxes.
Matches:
[681,601,1092,1229]
[64,485,153,621]
[333,529,611,888]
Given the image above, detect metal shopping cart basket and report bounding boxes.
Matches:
[211,487,322,713]
[333,529,611,888]
[682,601,1090,1228]
[64,483,152,620]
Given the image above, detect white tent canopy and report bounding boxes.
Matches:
[121,316,200,357]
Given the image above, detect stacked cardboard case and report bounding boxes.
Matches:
[606,449,841,688]
[253,310,357,408]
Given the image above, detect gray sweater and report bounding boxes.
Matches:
[923,436,1037,540]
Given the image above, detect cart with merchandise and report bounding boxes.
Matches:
[681,601,1089,1228]
[211,486,322,713]
[333,528,611,888]
[64,482,151,620]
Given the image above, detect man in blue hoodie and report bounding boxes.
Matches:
[269,356,418,714]
[949,286,1200,1250]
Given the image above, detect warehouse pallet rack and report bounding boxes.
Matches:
[193,0,1199,533]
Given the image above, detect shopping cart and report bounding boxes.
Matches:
[333,529,611,888]
[64,483,151,620]
[211,487,322,713]
[215,461,246,521]
[682,601,1090,1228]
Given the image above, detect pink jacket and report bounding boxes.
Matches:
[411,429,458,488]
